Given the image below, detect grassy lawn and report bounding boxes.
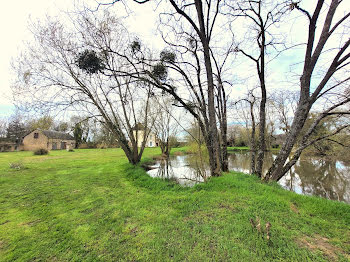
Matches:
[0,148,349,261]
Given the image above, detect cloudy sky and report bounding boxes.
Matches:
[0,0,71,116]
[0,0,159,117]
[0,0,347,121]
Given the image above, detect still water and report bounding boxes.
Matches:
[147,152,350,203]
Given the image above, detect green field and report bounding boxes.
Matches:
[0,148,349,261]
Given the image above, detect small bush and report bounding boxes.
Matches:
[68,148,74,152]
[34,148,49,155]
[10,162,25,170]
[186,142,208,155]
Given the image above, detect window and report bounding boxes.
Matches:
[34,133,39,139]
[149,141,153,147]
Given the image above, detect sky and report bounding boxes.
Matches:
[0,0,348,122]
[0,0,72,116]
[0,0,159,118]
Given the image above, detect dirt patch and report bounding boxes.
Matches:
[0,220,10,226]
[128,226,139,236]
[290,203,299,214]
[218,203,236,211]
[18,219,41,227]
[297,235,349,261]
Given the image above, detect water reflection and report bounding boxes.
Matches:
[147,155,210,186]
[147,152,350,203]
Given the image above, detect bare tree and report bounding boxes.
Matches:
[232,89,258,174]
[269,90,299,134]
[264,0,350,181]
[13,11,155,164]
[229,0,289,177]
[99,0,234,176]
[0,118,8,138]
[152,96,179,157]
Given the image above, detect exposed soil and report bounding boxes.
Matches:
[297,235,349,261]
[290,203,300,214]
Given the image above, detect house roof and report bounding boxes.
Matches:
[41,130,75,140]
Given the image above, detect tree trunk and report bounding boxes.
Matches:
[264,101,310,181]
[217,76,228,172]
[256,19,267,178]
[195,0,221,176]
[221,124,229,172]
[249,101,257,174]
[256,93,266,177]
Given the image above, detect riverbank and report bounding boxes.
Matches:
[0,148,349,261]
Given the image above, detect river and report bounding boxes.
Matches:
[147,151,350,204]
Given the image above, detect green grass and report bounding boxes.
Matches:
[0,148,349,261]
[227,146,250,151]
[227,146,280,151]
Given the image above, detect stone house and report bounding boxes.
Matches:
[22,130,75,151]
[0,136,24,152]
[0,141,21,152]
[132,124,158,147]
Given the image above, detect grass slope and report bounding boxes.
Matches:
[0,148,349,261]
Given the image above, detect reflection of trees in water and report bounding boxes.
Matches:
[153,155,209,186]
[228,152,350,203]
[155,158,178,182]
[292,156,350,203]
[183,154,210,182]
[228,152,275,175]
[228,152,251,173]
[149,153,350,203]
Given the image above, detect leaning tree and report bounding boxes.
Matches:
[264,0,350,181]
[13,11,156,164]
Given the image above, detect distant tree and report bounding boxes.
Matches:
[94,124,119,147]
[54,122,69,132]
[233,89,258,173]
[6,117,26,143]
[185,120,205,147]
[0,118,8,138]
[299,113,349,156]
[269,90,299,134]
[71,116,91,148]
[27,115,54,130]
[73,123,85,148]
[152,97,179,156]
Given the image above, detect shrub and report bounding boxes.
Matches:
[10,162,25,170]
[186,142,208,155]
[34,148,49,155]
[68,148,74,152]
